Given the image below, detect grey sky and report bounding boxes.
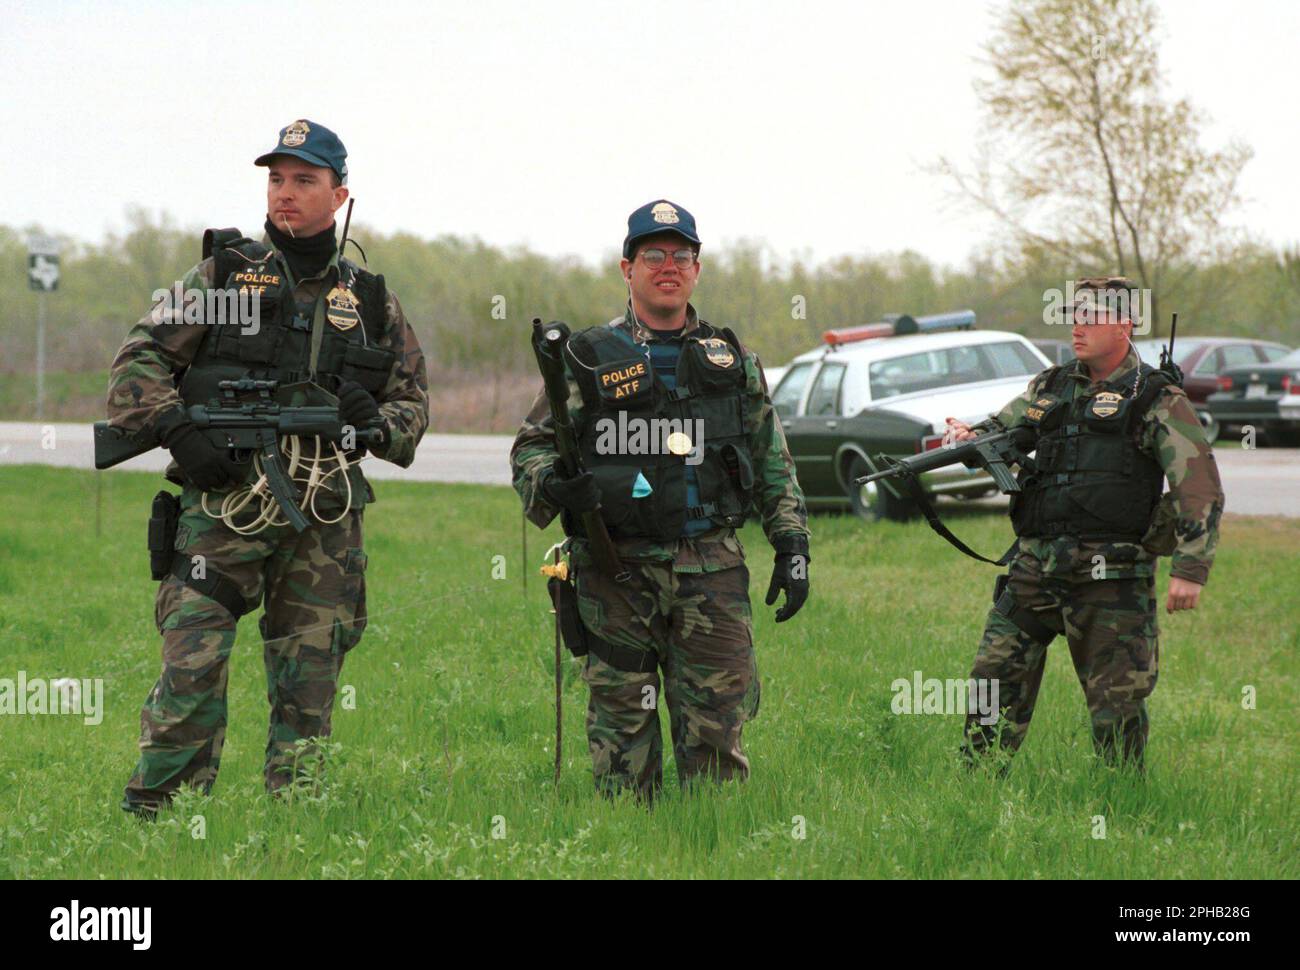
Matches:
[2,0,1294,268]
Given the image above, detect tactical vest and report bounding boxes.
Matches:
[176,228,395,407]
[567,321,755,541]
[1010,362,1173,541]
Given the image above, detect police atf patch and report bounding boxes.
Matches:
[651,202,679,225]
[597,360,649,401]
[1091,390,1124,418]
[326,286,361,331]
[282,120,310,147]
[700,338,736,368]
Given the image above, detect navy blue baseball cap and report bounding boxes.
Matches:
[254,119,348,183]
[622,200,701,259]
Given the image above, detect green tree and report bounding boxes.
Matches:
[936,0,1253,334]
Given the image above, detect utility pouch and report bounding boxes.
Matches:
[148,490,181,581]
[547,575,589,658]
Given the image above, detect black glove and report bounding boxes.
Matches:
[765,534,810,623]
[541,464,602,515]
[163,421,242,492]
[337,380,382,428]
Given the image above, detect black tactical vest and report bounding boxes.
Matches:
[176,228,395,408]
[567,321,755,541]
[1010,362,1173,541]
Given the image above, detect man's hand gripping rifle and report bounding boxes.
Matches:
[855,425,1038,497]
[854,425,1041,565]
[94,378,386,532]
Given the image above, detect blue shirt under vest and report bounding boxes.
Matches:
[644,329,710,537]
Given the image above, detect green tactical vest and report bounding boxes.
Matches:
[1010,362,1173,541]
[177,228,395,409]
[567,321,755,541]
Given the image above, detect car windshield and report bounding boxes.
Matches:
[868,345,1000,399]
[1269,349,1300,368]
[1132,338,1207,366]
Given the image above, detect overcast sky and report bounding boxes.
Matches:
[2,0,1295,269]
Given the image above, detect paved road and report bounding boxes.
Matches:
[2,422,1297,516]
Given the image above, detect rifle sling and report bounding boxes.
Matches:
[896,468,1018,567]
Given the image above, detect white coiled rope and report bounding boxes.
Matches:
[200,435,360,535]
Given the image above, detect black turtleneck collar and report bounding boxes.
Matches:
[264,217,337,282]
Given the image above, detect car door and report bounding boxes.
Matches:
[1184,346,1223,404]
[790,360,848,496]
[771,361,819,487]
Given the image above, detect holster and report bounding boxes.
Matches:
[547,570,657,674]
[148,491,181,581]
[992,573,1056,646]
[547,575,589,659]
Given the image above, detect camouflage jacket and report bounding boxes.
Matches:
[510,304,810,573]
[973,347,1224,584]
[106,243,429,499]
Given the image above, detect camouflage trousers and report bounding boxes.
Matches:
[963,555,1159,768]
[575,560,760,800]
[122,487,367,814]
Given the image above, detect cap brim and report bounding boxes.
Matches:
[254,148,335,172]
[623,226,701,257]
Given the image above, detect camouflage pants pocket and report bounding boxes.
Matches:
[334,547,368,657]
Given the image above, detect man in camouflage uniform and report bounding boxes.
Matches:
[511,200,810,800]
[106,120,428,816]
[945,277,1224,770]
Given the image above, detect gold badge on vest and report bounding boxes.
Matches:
[326,286,361,331]
[1089,391,1124,419]
[699,337,736,368]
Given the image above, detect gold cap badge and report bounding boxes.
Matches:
[651,202,680,225]
[281,120,311,148]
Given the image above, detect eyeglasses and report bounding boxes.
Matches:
[638,248,697,270]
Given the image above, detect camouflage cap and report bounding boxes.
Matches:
[1061,276,1140,321]
[254,119,348,183]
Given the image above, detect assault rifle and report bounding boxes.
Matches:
[855,425,1041,564]
[530,318,629,583]
[94,378,385,532]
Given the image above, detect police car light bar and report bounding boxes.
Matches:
[823,310,976,347]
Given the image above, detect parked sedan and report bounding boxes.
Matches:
[1205,348,1300,446]
[772,317,1051,520]
[1132,337,1291,442]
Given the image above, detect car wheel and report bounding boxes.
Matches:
[847,455,918,522]
[1196,409,1220,444]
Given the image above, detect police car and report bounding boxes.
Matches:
[770,311,1052,520]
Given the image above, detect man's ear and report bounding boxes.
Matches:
[332,184,350,213]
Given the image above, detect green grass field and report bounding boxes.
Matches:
[0,465,1295,879]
